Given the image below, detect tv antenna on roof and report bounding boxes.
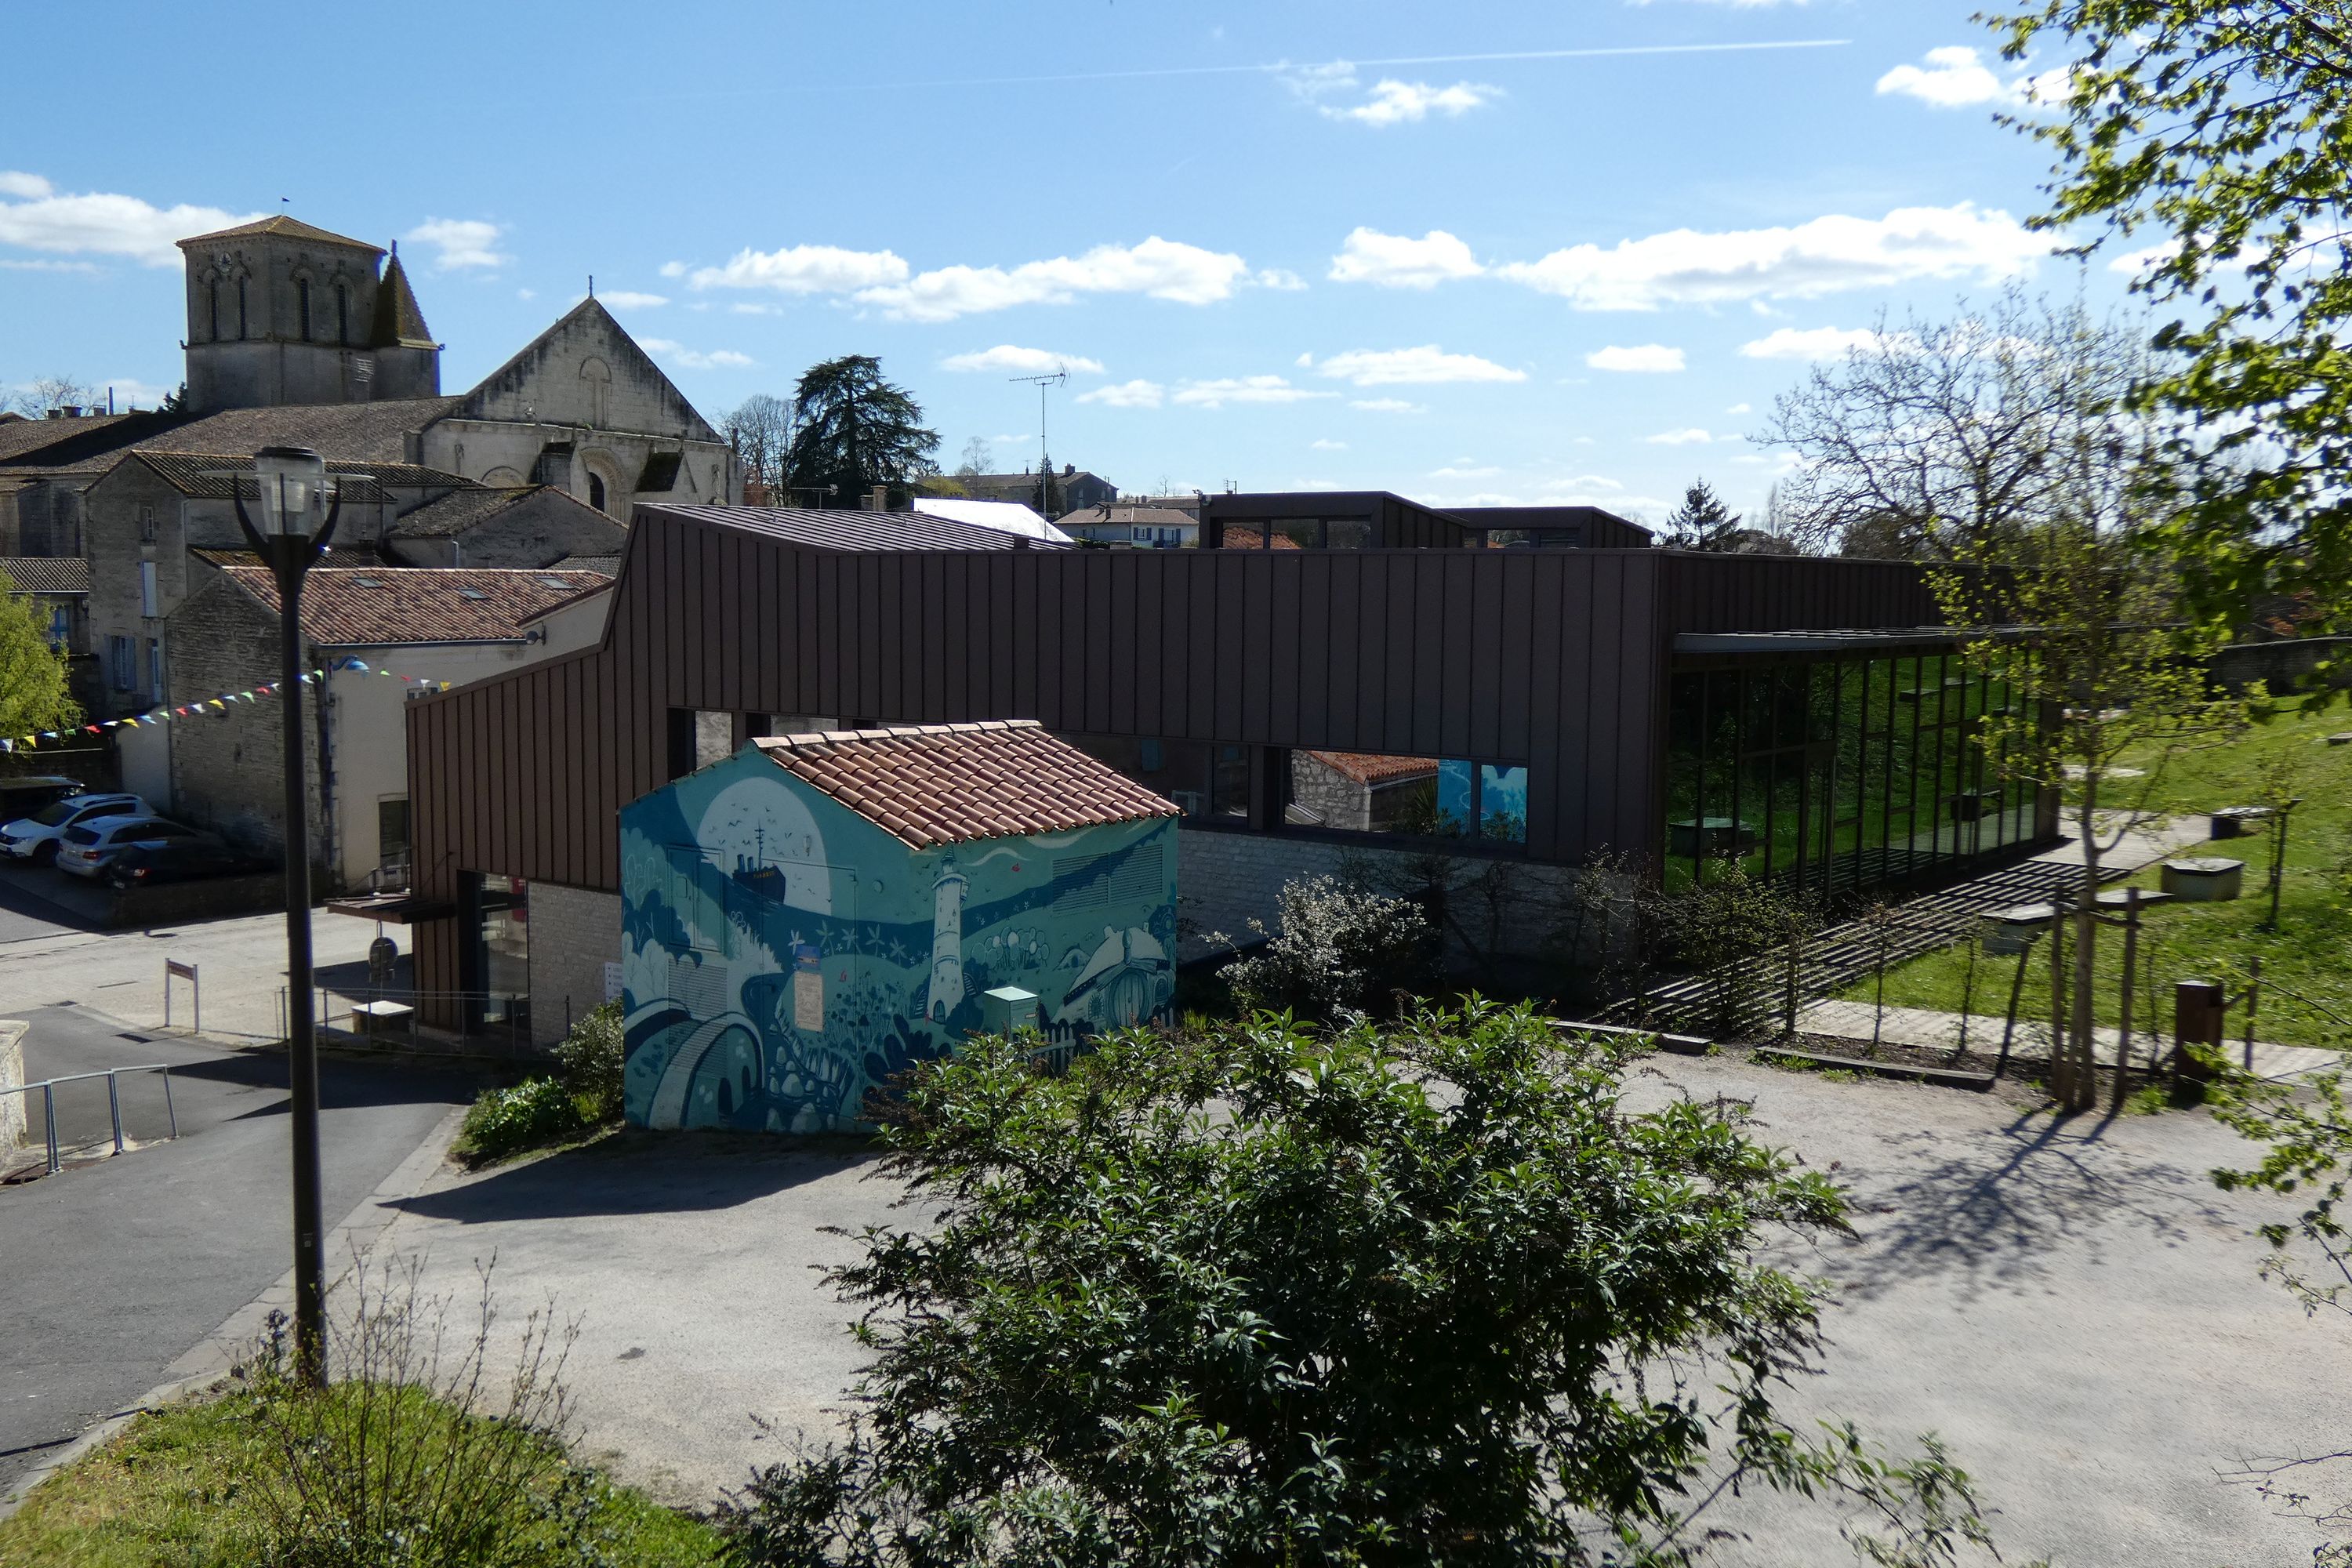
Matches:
[1008,368,1069,517]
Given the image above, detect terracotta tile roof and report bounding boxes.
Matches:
[0,412,140,465]
[125,450,470,505]
[213,565,610,647]
[0,557,89,594]
[133,398,464,463]
[177,215,381,252]
[191,546,390,570]
[1305,750,1439,786]
[753,720,1181,849]
[390,485,554,539]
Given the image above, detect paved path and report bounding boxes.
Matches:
[0,904,393,1044]
[1798,998,2342,1080]
[0,1004,473,1500]
[358,1054,2347,1564]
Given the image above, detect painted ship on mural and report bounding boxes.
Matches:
[616,723,1181,1133]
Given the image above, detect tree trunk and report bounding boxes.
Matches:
[2068,781,2102,1112]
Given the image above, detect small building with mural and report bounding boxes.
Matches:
[618,720,1181,1132]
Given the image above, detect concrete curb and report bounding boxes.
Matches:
[0,1102,468,1521]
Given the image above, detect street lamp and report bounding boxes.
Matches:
[233,444,343,1388]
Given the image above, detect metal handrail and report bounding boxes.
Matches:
[2,1063,177,1177]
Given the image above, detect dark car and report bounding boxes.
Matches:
[103,835,263,888]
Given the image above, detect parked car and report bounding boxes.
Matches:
[0,775,83,825]
[104,835,265,889]
[54,815,205,879]
[0,793,149,864]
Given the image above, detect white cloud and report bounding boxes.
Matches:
[1875,46,2071,110]
[595,290,668,310]
[1585,343,1685,373]
[942,344,1105,374]
[1171,376,1334,408]
[1725,402,1752,415]
[1494,204,2049,310]
[1325,79,1501,126]
[1256,267,1307,291]
[858,237,1251,322]
[406,218,507,270]
[1076,379,1164,408]
[0,258,97,274]
[1328,227,1483,289]
[1430,464,1502,478]
[1349,397,1422,412]
[688,243,909,295]
[1311,438,1348,451]
[1645,427,1717,445]
[516,287,535,300]
[1738,325,1884,361]
[1308,344,1526,386]
[658,260,688,279]
[638,337,754,370]
[0,177,261,268]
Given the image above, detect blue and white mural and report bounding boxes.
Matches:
[619,743,1179,1132]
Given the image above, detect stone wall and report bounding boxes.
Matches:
[165,576,328,865]
[1176,827,1592,975]
[527,881,622,1050]
[0,1020,24,1155]
[2212,636,2352,695]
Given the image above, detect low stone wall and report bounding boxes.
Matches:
[2212,636,2352,695]
[1177,827,1593,975]
[527,881,623,1049]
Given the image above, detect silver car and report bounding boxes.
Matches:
[54,815,204,879]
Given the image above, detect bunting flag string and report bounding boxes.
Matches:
[2,659,456,753]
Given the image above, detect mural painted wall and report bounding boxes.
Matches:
[619,745,1180,1132]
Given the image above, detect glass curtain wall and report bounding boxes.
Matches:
[1663,652,2040,895]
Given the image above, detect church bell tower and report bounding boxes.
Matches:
[176,216,442,412]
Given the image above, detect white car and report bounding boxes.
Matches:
[0,793,148,865]
[53,815,202,879]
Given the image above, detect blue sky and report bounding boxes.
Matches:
[0,1,2124,525]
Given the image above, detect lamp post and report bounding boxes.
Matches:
[232,445,343,1388]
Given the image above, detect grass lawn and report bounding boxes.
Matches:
[1838,696,2352,1047]
[0,1387,723,1567]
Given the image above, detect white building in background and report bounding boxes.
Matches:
[911,497,1072,544]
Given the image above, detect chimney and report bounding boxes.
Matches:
[867,485,889,512]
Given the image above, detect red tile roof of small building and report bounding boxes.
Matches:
[214,565,609,647]
[753,720,1181,849]
[1305,750,1439,786]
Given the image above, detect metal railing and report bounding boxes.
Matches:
[280,986,543,1055]
[2,1064,178,1178]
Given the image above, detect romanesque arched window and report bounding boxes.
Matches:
[297,277,312,341]
[238,275,249,339]
[335,281,350,345]
[208,275,222,341]
[589,473,608,513]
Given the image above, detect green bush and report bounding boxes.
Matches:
[1221,873,1439,1022]
[457,1076,588,1166]
[556,1001,626,1123]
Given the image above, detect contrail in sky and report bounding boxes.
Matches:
[684,38,1852,96]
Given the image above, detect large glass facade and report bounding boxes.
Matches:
[1663,652,2042,895]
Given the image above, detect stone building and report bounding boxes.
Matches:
[176,216,441,412]
[164,566,612,888]
[384,485,625,569]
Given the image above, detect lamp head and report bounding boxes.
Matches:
[251,445,333,536]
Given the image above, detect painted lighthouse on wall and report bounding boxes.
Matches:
[616,721,1181,1133]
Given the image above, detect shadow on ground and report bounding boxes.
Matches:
[1823,1105,2239,1301]
[390,1131,885,1224]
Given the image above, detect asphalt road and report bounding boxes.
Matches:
[0,1004,474,1497]
[0,866,88,946]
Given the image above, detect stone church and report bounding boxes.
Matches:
[172,214,740,514]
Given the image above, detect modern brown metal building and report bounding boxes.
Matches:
[399,492,2051,1041]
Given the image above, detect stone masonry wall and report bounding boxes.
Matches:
[1177,828,1592,975]
[528,882,622,1050]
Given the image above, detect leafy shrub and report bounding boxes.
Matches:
[556,1001,626,1123]
[1220,873,1438,1022]
[723,1003,2030,1566]
[457,1076,587,1166]
[230,1255,706,1567]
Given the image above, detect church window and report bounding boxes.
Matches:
[238,276,249,339]
[297,278,312,340]
[208,276,222,341]
[335,281,350,344]
[589,473,608,513]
